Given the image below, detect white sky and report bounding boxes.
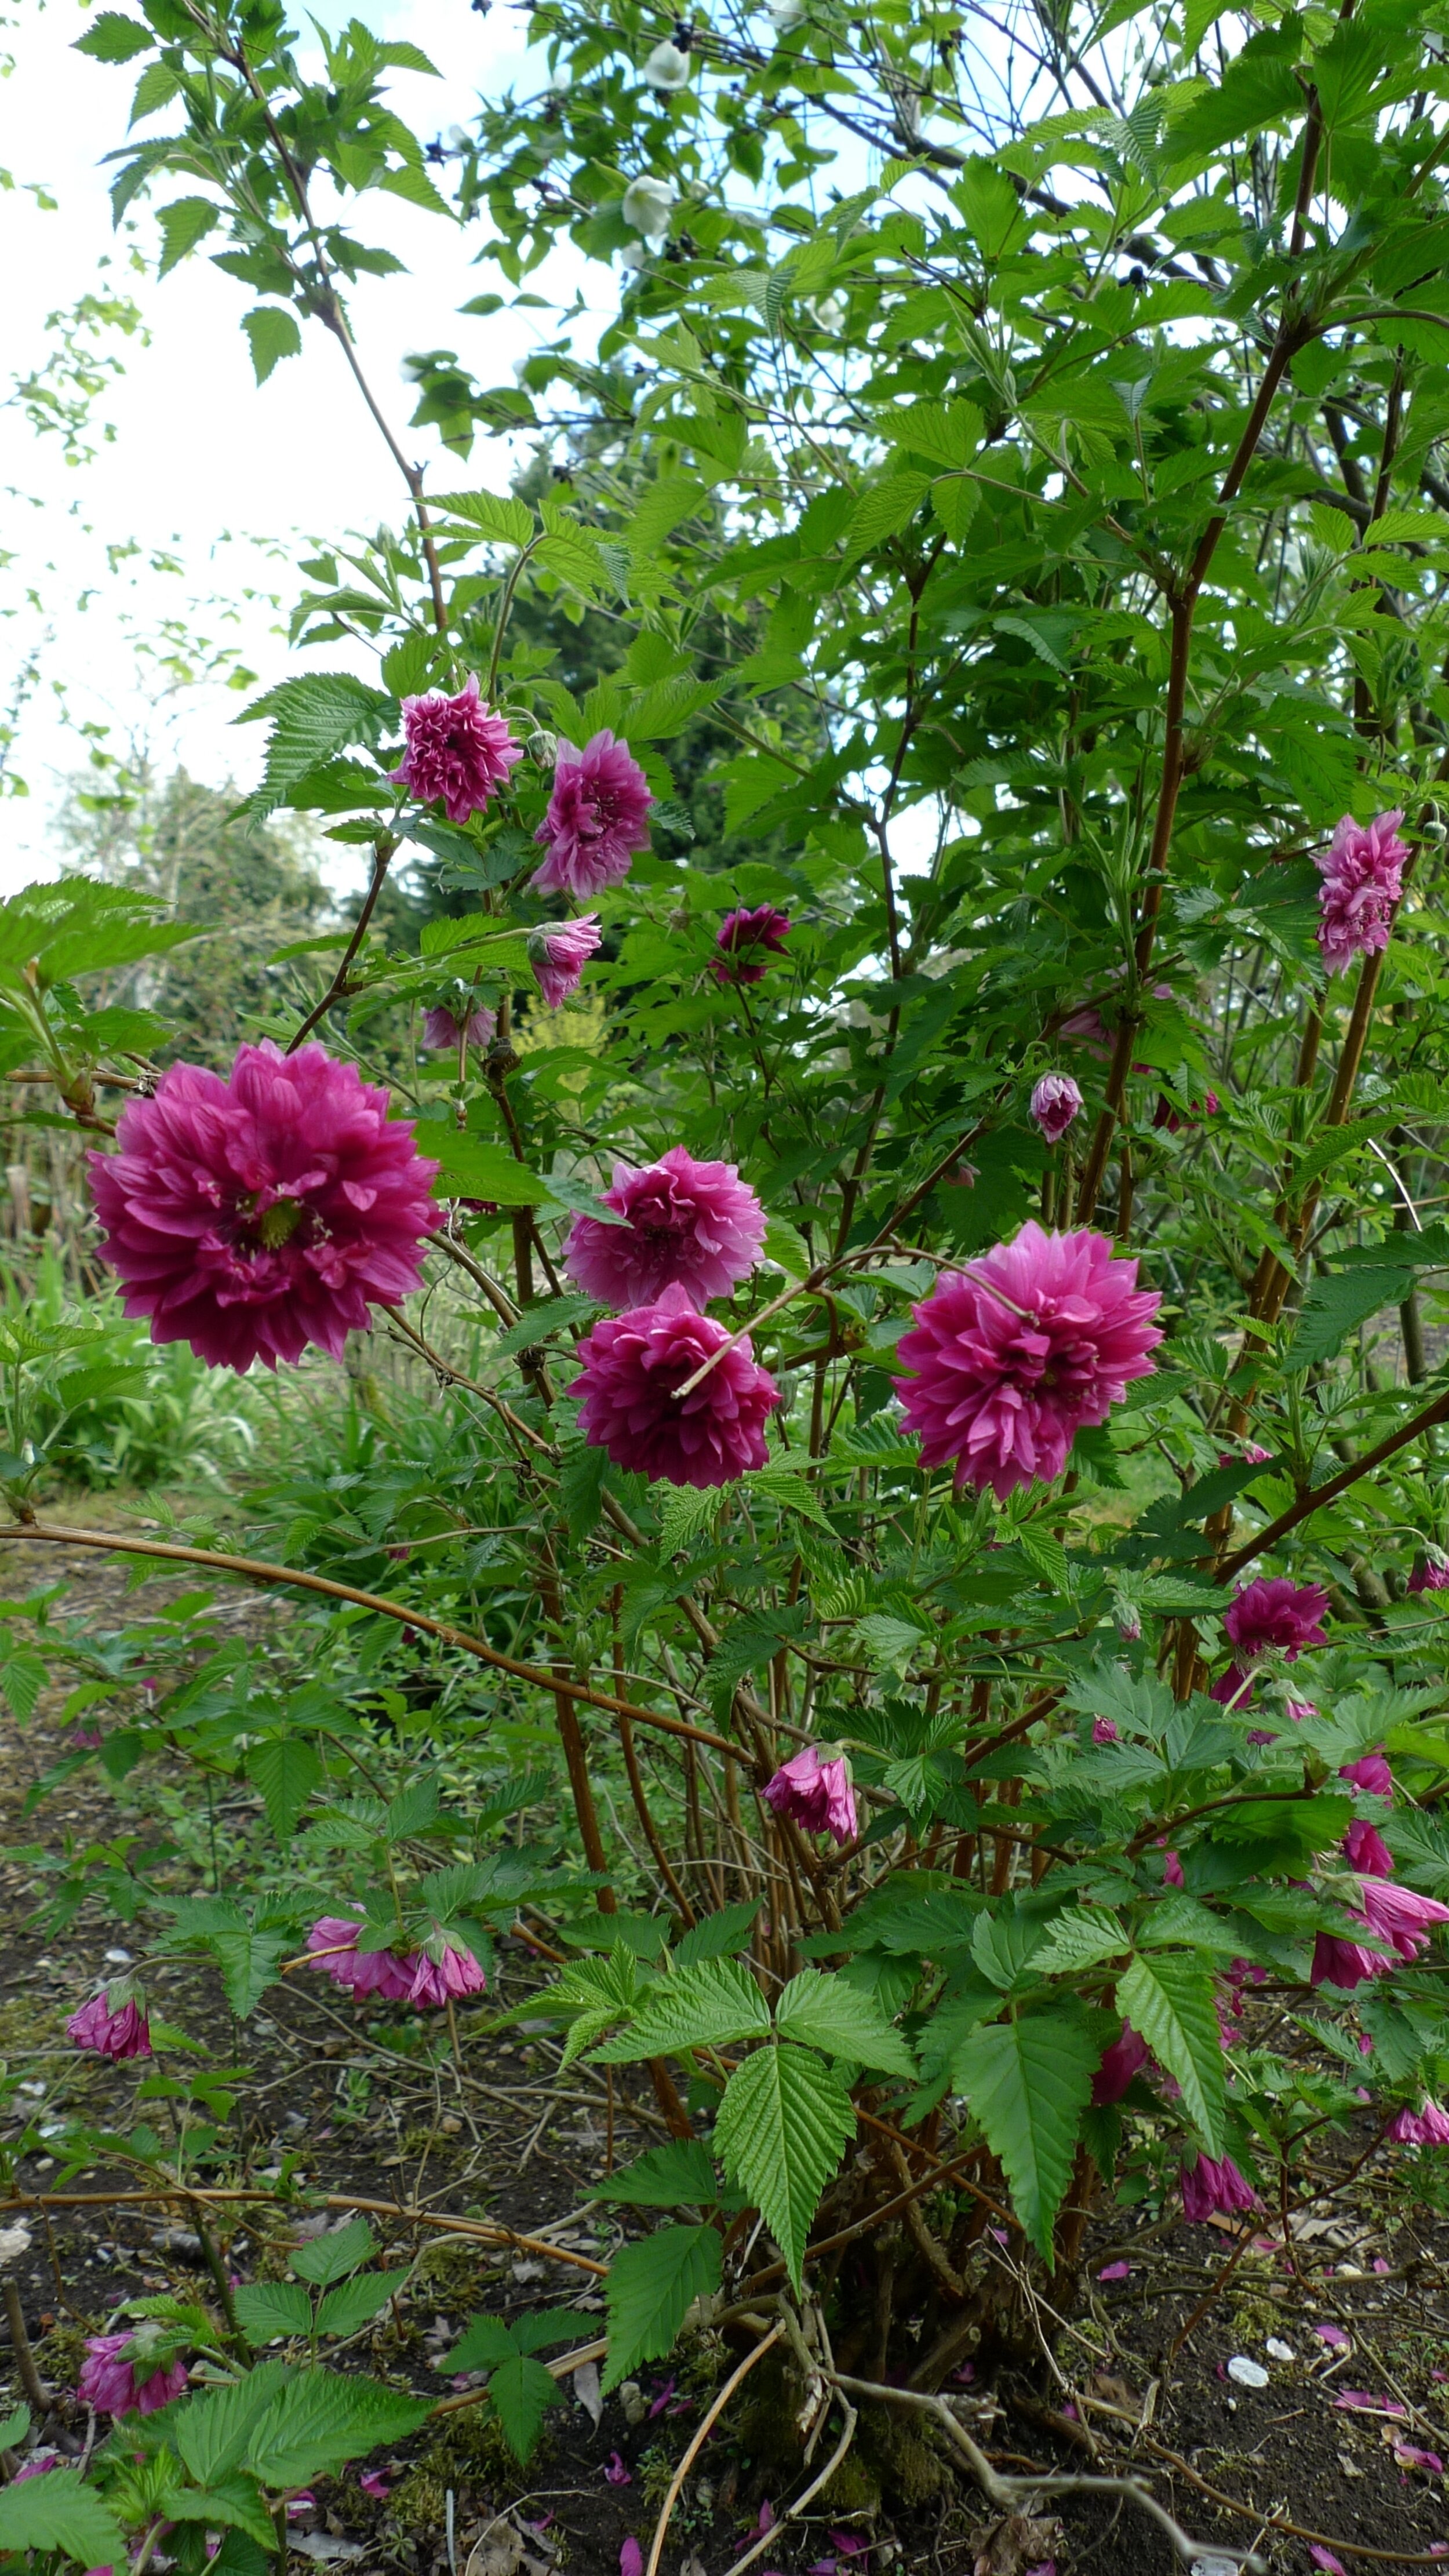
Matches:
[0,0,588,899]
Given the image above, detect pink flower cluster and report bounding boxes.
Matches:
[763,1745,857,1844]
[1210,1577,1328,1708]
[89,1043,439,1374]
[534,732,653,897]
[306,1917,486,2010]
[533,914,602,1009]
[78,2333,188,2417]
[713,906,791,985]
[425,1003,496,1055]
[1388,2100,1449,2146]
[1312,1878,1449,1990]
[1315,809,1409,974]
[66,1991,151,2061]
[565,1148,766,1311]
[568,1285,779,1489]
[391,678,522,824]
[1180,2152,1258,2222]
[896,1224,1162,1501]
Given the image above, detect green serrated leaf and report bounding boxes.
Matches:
[588,2139,720,2207]
[244,1735,322,1843]
[1031,1908,1129,1975]
[0,2473,127,2568]
[485,2353,563,2465]
[590,1958,771,2063]
[952,2003,1098,2261]
[315,2271,409,2339]
[714,2043,855,2291]
[672,1901,762,1969]
[1116,1953,1225,2154]
[234,2282,312,2346]
[242,2370,432,2487]
[290,2217,376,2286]
[773,1969,917,2075]
[602,2224,723,2391]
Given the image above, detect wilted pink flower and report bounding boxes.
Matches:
[1245,1728,1278,1747]
[1341,1749,1393,1800]
[78,2333,188,2417]
[1344,1818,1394,1876]
[569,1283,779,1487]
[1312,1931,1395,1991]
[1390,2098,1449,2146]
[391,677,522,823]
[1208,1665,1254,1709]
[621,2542,645,2576]
[424,1003,496,1055]
[563,1148,765,1310]
[1162,1849,1185,1888]
[1310,2551,1347,2575]
[1029,1074,1083,1144]
[533,732,652,897]
[1359,1876,1449,1963]
[1315,2323,1350,2349]
[1097,2261,1131,2282]
[306,1918,414,2002]
[1180,2152,1257,2222]
[533,914,602,1009]
[404,1940,487,2009]
[305,1918,484,2010]
[12,2453,61,2482]
[763,1746,857,1844]
[713,905,791,985]
[1287,1698,1317,1723]
[1091,2023,1148,2106]
[1242,1442,1271,1465]
[89,1045,439,1374]
[896,1224,1161,1502]
[1333,2391,1407,2417]
[1091,1716,1119,1745]
[1409,1547,1449,1595]
[1117,1610,1141,1642]
[603,2455,632,2486]
[359,2472,391,2501]
[1315,810,1408,973]
[66,1991,151,2061]
[1223,1577,1328,1661]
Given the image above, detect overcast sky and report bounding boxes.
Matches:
[0,0,590,898]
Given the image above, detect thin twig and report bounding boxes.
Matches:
[646,2324,785,2576]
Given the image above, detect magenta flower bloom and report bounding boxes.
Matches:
[390,676,522,824]
[66,1991,151,2061]
[1162,1849,1185,1888]
[78,2334,188,2417]
[305,1918,484,2010]
[424,1004,496,1054]
[763,1746,857,1844]
[1223,1577,1328,1662]
[1208,1665,1254,1709]
[1179,2153,1257,2222]
[1341,1749,1393,1800]
[1344,1818,1394,1877]
[533,913,602,1009]
[1029,1073,1083,1144]
[89,1044,439,1374]
[1315,809,1409,973]
[563,1147,766,1311]
[305,1918,415,2003]
[1091,1716,1119,1745]
[1358,1876,1449,1964]
[569,1284,780,1488]
[1408,1547,1449,1595]
[533,732,652,897]
[405,1940,487,2009]
[1311,1931,1395,1991]
[1390,2099,1449,2146]
[1091,2023,1148,2106]
[713,906,791,985]
[896,1224,1162,1502]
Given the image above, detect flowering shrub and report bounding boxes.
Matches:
[8,0,1449,2548]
